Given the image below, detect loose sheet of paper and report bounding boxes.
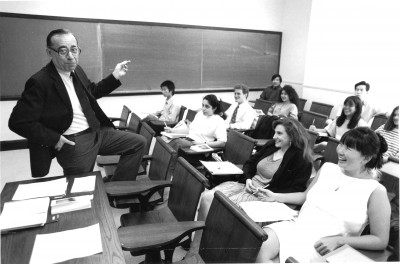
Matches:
[71,176,96,193]
[29,223,103,264]
[325,244,374,262]
[12,178,67,200]
[200,161,243,175]
[239,201,298,222]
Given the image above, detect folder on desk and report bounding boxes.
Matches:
[0,197,50,233]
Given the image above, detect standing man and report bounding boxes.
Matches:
[259,74,282,101]
[9,29,146,181]
[225,84,256,129]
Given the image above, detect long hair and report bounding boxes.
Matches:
[336,96,362,128]
[277,85,299,107]
[272,118,313,163]
[203,94,226,119]
[384,106,399,131]
[340,127,388,170]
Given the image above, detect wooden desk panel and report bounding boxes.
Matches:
[1,172,125,264]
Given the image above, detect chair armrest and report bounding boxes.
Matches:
[109,117,123,122]
[180,147,224,155]
[118,221,205,252]
[105,180,171,197]
[149,120,178,127]
[97,155,121,166]
[389,156,399,163]
[98,154,151,167]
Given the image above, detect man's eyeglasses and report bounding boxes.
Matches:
[48,46,81,57]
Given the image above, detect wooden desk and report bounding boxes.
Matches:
[381,161,399,179]
[1,171,125,264]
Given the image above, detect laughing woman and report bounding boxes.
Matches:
[256,127,390,263]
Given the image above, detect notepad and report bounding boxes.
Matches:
[0,197,50,233]
[71,176,96,193]
[160,131,188,139]
[325,244,374,262]
[239,201,298,223]
[190,144,214,152]
[200,161,243,175]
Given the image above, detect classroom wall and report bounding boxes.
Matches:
[302,0,400,116]
[1,0,297,141]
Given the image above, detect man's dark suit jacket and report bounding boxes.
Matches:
[9,61,121,177]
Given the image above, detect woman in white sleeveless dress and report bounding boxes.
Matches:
[255,127,391,263]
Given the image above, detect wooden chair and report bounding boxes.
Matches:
[297,98,307,119]
[104,137,177,210]
[185,109,198,123]
[307,129,319,150]
[254,98,274,115]
[300,110,328,129]
[371,114,389,131]
[148,105,188,135]
[108,157,208,262]
[313,137,340,169]
[109,105,132,130]
[220,100,232,113]
[127,111,142,134]
[222,130,256,165]
[309,101,334,117]
[117,190,268,264]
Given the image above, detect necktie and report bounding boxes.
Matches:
[70,72,100,131]
[230,105,239,124]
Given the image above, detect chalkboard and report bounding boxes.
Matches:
[0,13,281,99]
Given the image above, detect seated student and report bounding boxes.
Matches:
[310,96,368,153]
[375,106,399,163]
[225,84,256,130]
[185,118,312,257]
[260,74,282,101]
[335,81,388,125]
[195,118,312,223]
[143,80,181,123]
[267,85,299,120]
[164,94,228,151]
[255,127,390,263]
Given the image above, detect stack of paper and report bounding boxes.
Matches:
[200,161,243,175]
[239,201,298,223]
[51,195,93,214]
[12,178,67,200]
[0,197,50,233]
